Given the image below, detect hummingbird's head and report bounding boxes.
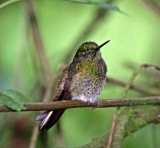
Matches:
[74,40,110,61]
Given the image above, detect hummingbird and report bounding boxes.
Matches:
[36,40,110,131]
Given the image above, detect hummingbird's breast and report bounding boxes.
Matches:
[71,75,106,103]
[70,58,107,103]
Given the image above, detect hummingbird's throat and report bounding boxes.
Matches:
[75,57,100,76]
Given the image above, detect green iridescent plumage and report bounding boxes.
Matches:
[36,40,110,131]
[73,41,107,76]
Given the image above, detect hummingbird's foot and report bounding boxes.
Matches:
[86,100,92,106]
[85,100,95,110]
[91,99,99,110]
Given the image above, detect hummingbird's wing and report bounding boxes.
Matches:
[36,67,73,131]
[53,67,71,101]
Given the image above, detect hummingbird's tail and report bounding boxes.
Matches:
[36,109,65,131]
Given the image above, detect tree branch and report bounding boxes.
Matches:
[0,96,160,112]
[142,0,160,18]
[82,106,160,148]
[107,77,160,96]
[106,63,160,148]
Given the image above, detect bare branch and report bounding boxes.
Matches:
[26,0,52,82]
[142,0,160,18]
[107,77,160,95]
[26,0,54,147]
[0,96,160,112]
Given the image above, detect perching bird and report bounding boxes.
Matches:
[36,40,110,131]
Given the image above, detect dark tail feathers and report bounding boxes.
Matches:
[37,109,65,131]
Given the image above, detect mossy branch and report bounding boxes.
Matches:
[82,106,160,148]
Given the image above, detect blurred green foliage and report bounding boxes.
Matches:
[0,90,27,111]
[0,0,160,147]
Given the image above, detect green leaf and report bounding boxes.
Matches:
[0,0,21,10]
[0,90,28,111]
[66,0,127,15]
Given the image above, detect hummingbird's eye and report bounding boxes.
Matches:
[83,52,86,55]
[83,50,88,55]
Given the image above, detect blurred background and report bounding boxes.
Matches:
[0,0,160,147]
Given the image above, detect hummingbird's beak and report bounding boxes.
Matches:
[96,40,110,51]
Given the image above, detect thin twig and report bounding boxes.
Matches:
[26,0,54,148]
[0,0,21,10]
[27,0,52,82]
[142,0,160,18]
[0,96,160,112]
[82,106,160,148]
[29,126,39,148]
[105,109,117,148]
[107,64,160,148]
[123,64,160,97]
[107,77,160,95]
